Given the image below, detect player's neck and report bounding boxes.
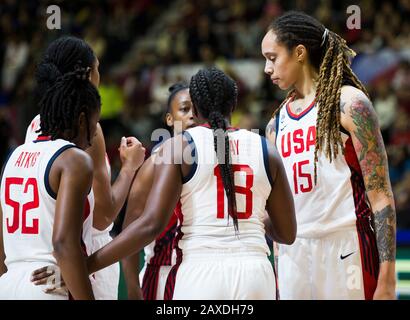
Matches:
[71,134,88,150]
[200,116,231,128]
[294,65,318,100]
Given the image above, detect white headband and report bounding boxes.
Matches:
[321,28,329,47]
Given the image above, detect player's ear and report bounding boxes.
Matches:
[165,112,173,127]
[294,44,307,63]
[78,112,87,131]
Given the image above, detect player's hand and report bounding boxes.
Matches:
[119,136,146,172]
[373,281,397,300]
[31,265,67,295]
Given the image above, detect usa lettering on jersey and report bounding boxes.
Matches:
[280,125,316,157]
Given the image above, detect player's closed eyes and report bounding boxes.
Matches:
[180,107,190,113]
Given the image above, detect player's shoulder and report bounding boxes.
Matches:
[6,141,37,161]
[241,128,260,138]
[185,125,208,135]
[182,126,210,146]
[153,133,187,164]
[56,146,93,174]
[340,85,370,113]
[340,85,370,106]
[1,144,24,171]
[340,85,375,131]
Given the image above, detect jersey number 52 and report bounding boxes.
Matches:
[4,177,39,234]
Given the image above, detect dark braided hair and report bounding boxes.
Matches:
[166,82,189,113]
[35,36,96,99]
[268,11,369,183]
[164,82,190,135]
[38,67,101,145]
[189,67,239,231]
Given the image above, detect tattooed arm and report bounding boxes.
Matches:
[341,86,396,299]
[265,116,277,144]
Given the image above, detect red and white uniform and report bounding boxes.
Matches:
[24,115,119,300]
[25,115,94,256]
[139,213,177,300]
[91,224,120,300]
[0,138,94,299]
[138,144,178,300]
[24,114,41,143]
[90,156,119,300]
[274,98,379,299]
[91,148,119,300]
[165,125,276,300]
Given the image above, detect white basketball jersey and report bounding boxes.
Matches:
[175,125,272,256]
[1,138,95,268]
[275,98,372,238]
[25,115,95,255]
[25,114,41,143]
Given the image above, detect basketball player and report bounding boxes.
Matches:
[0,68,100,300]
[262,11,396,299]
[84,67,296,299]
[25,36,145,299]
[122,83,195,300]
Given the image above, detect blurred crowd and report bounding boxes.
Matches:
[1,0,409,229]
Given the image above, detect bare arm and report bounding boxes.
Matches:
[264,139,297,245]
[264,115,283,278]
[88,124,145,230]
[341,87,396,299]
[0,203,6,276]
[121,157,155,300]
[265,116,277,144]
[265,115,281,235]
[51,149,95,300]
[87,137,184,274]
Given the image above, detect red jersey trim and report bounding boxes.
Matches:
[33,135,51,143]
[286,98,316,120]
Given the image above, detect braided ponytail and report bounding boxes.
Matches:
[189,67,239,231]
[38,66,100,145]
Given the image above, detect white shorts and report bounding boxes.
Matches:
[168,249,276,300]
[92,230,120,300]
[0,262,68,300]
[278,225,379,300]
[139,264,172,300]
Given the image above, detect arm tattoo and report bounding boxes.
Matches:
[373,205,396,263]
[266,117,276,137]
[340,101,346,114]
[350,96,392,197]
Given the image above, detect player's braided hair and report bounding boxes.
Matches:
[35,36,96,99]
[37,66,101,144]
[166,82,189,113]
[268,11,369,183]
[189,67,239,231]
[164,82,190,135]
